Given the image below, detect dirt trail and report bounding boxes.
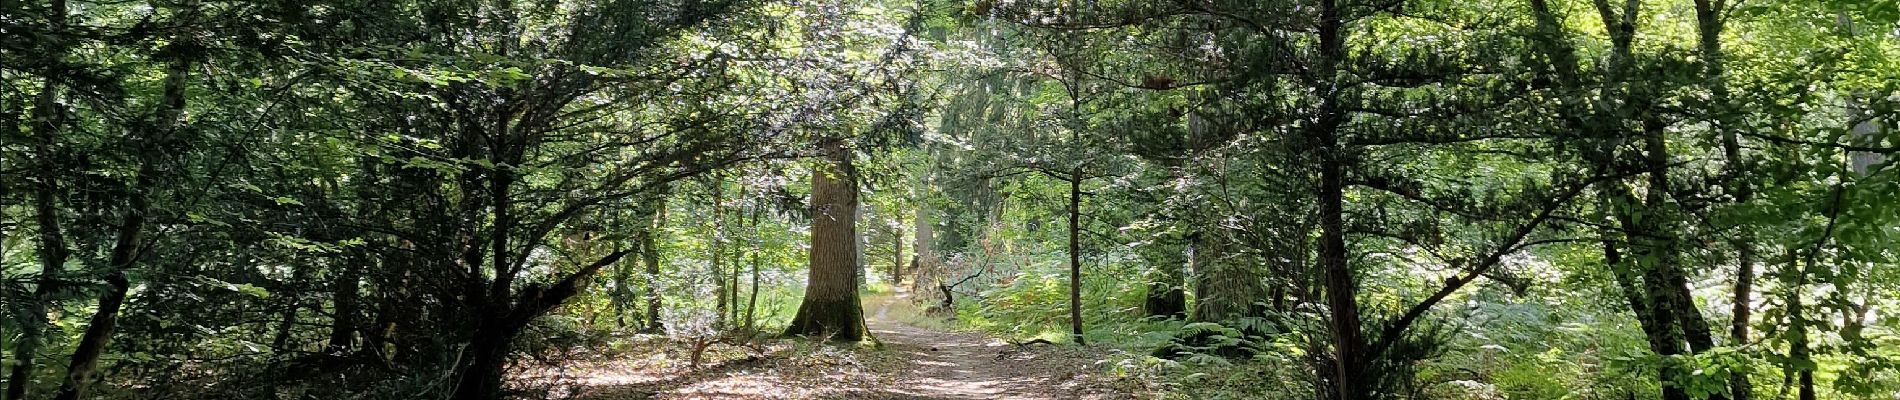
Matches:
[863,296,1087,400]
[565,294,1124,399]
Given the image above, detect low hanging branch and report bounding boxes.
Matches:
[936,243,1003,311]
[1366,170,1627,357]
[506,249,636,330]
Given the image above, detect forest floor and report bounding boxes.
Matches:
[546,293,1135,399]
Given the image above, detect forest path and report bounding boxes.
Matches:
[564,291,1126,399]
[859,293,1082,400]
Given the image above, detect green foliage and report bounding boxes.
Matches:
[2,0,1899,398]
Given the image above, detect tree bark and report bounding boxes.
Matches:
[327,267,364,353]
[1313,1,1366,398]
[452,323,517,400]
[642,199,667,333]
[711,175,728,328]
[1067,167,1085,345]
[1629,107,1735,400]
[450,249,630,400]
[49,272,129,400]
[785,140,868,341]
[1190,231,1263,323]
[745,202,763,331]
[1317,137,1363,400]
[891,226,905,287]
[273,266,308,351]
[911,204,934,293]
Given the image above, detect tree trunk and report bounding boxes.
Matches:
[451,323,516,400]
[911,204,933,293]
[1315,1,1366,397]
[53,24,190,394]
[366,260,417,362]
[745,203,763,331]
[1609,173,1691,400]
[1190,231,1263,323]
[1727,241,1755,397]
[1695,1,1753,395]
[727,184,742,325]
[1641,122,1721,358]
[785,140,868,341]
[328,260,363,353]
[49,272,129,400]
[1143,234,1186,319]
[43,172,145,397]
[1788,256,1814,400]
[643,197,667,333]
[1066,168,1085,345]
[891,226,904,287]
[450,247,629,400]
[1636,118,1730,400]
[613,250,634,330]
[1318,139,1364,400]
[711,176,728,328]
[9,2,70,398]
[273,269,306,351]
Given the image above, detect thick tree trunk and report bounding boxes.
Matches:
[785,140,868,341]
[1190,231,1262,323]
[452,323,516,400]
[1641,126,1721,359]
[451,248,629,400]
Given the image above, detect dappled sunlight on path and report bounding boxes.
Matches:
[563,292,1126,399]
